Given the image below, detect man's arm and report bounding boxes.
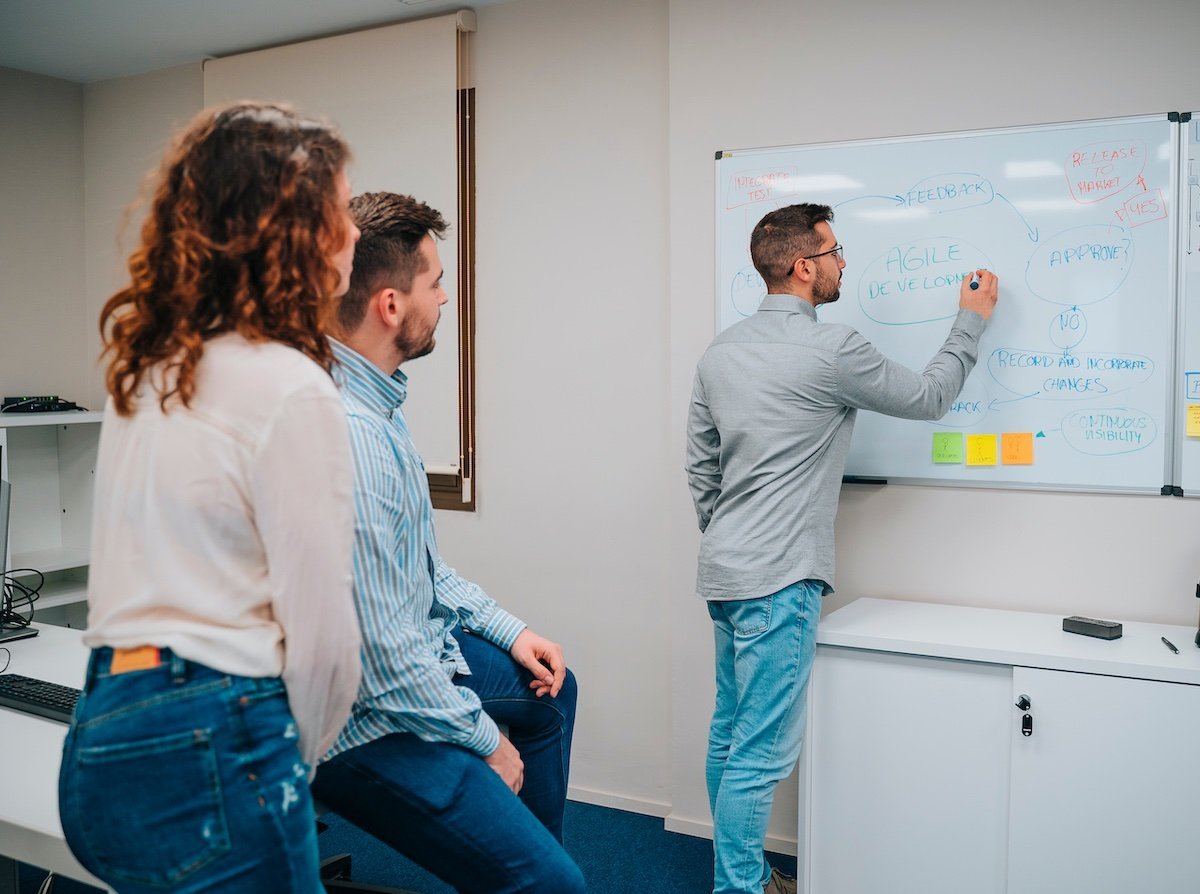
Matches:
[256,384,361,769]
[432,557,565,697]
[346,414,501,757]
[685,369,722,531]
[432,556,525,649]
[837,270,998,419]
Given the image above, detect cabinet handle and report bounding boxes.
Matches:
[1015,694,1031,711]
[1021,713,1033,737]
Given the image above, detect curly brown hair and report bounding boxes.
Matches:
[101,101,352,415]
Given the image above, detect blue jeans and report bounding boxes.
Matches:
[311,629,583,893]
[706,580,824,894]
[59,648,322,894]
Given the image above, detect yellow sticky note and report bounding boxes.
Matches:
[966,434,998,466]
[1188,404,1200,438]
[932,432,964,464]
[1001,432,1034,465]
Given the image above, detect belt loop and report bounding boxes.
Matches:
[86,649,106,684]
[169,650,186,684]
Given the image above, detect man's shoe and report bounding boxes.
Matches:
[763,866,797,894]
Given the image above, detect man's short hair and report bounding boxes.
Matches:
[337,192,449,334]
[750,203,834,291]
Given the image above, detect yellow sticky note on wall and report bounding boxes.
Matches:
[966,434,998,466]
[932,432,964,463]
[1001,432,1034,465]
[1188,404,1200,438]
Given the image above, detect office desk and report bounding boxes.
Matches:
[0,624,108,893]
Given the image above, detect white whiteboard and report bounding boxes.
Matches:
[716,115,1178,494]
[1178,113,1200,497]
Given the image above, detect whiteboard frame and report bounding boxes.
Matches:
[715,113,1184,496]
[1174,112,1200,497]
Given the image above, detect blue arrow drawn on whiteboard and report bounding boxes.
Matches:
[1036,429,1059,438]
[988,392,1040,411]
[833,195,906,209]
[994,193,1040,242]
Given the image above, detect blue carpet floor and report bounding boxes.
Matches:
[18,800,797,893]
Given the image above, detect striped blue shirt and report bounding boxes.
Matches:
[325,340,526,760]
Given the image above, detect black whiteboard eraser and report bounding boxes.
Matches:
[842,476,887,485]
[1063,616,1123,640]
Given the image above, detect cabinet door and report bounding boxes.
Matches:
[807,647,1012,894]
[1007,667,1200,893]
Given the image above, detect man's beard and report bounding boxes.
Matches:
[812,266,841,305]
[395,318,437,361]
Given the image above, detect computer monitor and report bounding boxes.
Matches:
[0,478,36,642]
[0,477,10,578]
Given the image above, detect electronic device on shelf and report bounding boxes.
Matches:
[1,396,87,414]
[0,673,79,723]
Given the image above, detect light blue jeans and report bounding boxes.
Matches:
[706,579,824,894]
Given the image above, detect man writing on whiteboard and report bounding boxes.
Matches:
[312,191,585,893]
[686,203,998,894]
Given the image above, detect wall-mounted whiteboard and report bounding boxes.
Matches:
[1178,113,1200,497]
[716,115,1178,494]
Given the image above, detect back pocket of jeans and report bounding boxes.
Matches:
[71,727,230,887]
[730,595,774,637]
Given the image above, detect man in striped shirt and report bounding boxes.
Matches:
[312,192,584,893]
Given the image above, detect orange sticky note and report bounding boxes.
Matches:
[1188,404,1200,438]
[1001,432,1034,465]
[966,434,997,466]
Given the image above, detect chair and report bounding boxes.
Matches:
[316,805,419,894]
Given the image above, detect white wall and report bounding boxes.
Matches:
[667,0,1200,849]
[0,67,85,401]
[82,64,205,406]
[0,65,202,409]
[437,0,674,812]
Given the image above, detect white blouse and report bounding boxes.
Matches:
[84,333,361,767]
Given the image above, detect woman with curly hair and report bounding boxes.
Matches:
[58,101,362,893]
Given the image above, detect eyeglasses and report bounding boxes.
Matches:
[802,244,844,262]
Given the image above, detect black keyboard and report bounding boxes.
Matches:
[0,673,80,723]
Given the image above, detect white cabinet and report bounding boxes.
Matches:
[801,598,1200,894]
[0,412,102,626]
[1006,667,1200,893]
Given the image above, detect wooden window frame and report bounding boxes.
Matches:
[429,28,476,511]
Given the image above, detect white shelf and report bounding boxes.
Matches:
[32,579,89,611]
[0,410,103,429]
[10,548,90,575]
[0,412,100,627]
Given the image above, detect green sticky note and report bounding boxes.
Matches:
[932,432,964,463]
